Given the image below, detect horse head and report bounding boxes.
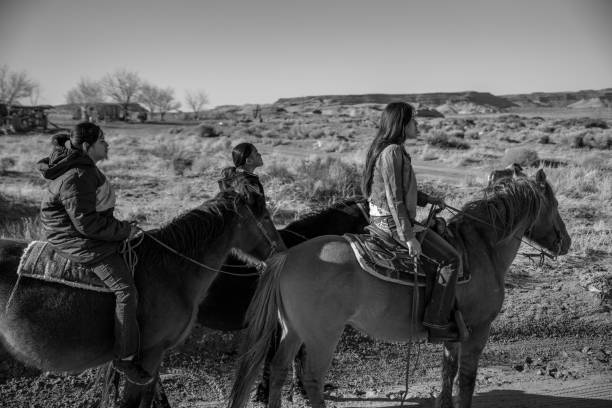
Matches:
[488,163,526,186]
[525,169,571,255]
[226,173,285,264]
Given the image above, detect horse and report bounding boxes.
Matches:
[194,197,370,404]
[197,197,370,331]
[0,174,283,408]
[229,169,571,408]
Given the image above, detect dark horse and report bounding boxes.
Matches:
[229,169,571,408]
[0,174,283,408]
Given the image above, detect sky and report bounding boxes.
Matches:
[1,0,611,107]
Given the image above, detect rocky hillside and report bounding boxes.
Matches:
[275,91,517,114]
[273,88,612,115]
[502,88,612,108]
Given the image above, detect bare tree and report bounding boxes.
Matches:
[185,89,208,119]
[65,78,105,105]
[138,83,160,119]
[156,87,181,121]
[101,69,143,119]
[0,65,38,106]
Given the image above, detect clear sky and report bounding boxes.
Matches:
[1,0,611,107]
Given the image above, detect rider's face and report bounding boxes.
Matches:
[404,118,418,140]
[86,134,109,163]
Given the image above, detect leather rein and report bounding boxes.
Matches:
[123,205,279,277]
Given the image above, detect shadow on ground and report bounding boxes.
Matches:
[330,387,612,408]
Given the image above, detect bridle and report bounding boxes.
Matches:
[442,203,558,267]
[124,203,280,277]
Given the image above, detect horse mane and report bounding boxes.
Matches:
[284,196,367,230]
[138,191,242,265]
[449,177,545,243]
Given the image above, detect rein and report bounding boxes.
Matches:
[125,205,278,277]
[443,203,557,266]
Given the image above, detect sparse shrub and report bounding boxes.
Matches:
[309,129,325,139]
[0,157,16,174]
[465,130,480,140]
[261,129,281,138]
[583,131,612,149]
[193,124,220,138]
[262,163,295,183]
[501,147,539,167]
[585,119,608,129]
[426,131,470,149]
[569,131,585,148]
[173,156,193,176]
[499,135,520,143]
[538,134,551,144]
[540,126,556,133]
[294,157,361,202]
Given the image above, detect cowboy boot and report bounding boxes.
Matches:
[423,263,460,343]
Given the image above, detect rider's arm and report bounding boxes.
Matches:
[61,169,131,242]
[380,145,414,241]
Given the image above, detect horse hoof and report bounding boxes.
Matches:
[253,383,269,404]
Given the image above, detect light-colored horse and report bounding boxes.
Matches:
[229,169,571,408]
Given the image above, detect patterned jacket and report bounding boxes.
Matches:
[368,144,430,241]
[38,143,130,264]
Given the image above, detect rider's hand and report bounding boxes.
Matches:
[128,224,142,240]
[405,237,422,257]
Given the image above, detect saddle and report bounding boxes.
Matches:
[345,223,471,287]
[345,226,432,287]
[17,241,111,292]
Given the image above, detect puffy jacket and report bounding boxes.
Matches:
[38,142,131,264]
[368,144,430,241]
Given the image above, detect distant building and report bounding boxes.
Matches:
[54,102,149,122]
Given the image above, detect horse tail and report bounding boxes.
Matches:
[228,252,287,408]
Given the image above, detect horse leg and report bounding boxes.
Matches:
[288,345,306,401]
[268,331,302,408]
[120,347,165,408]
[300,332,343,408]
[456,325,490,408]
[153,376,171,408]
[436,341,460,408]
[254,324,281,404]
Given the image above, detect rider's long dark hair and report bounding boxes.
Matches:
[232,143,255,168]
[361,102,415,197]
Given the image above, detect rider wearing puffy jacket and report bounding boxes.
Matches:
[38,122,152,384]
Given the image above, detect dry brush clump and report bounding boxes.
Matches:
[425,130,470,149]
[501,147,539,167]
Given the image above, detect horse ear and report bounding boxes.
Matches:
[511,163,525,177]
[535,168,547,184]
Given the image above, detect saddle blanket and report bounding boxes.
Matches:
[344,229,430,287]
[17,241,111,292]
[345,226,471,287]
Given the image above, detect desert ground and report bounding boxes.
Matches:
[0,104,610,407]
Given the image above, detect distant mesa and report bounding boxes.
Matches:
[567,97,611,109]
[502,88,612,108]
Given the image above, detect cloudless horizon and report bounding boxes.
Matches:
[2,0,611,107]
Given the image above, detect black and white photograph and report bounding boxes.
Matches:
[0,0,610,407]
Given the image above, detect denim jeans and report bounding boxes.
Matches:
[92,253,139,358]
[370,216,462,326]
